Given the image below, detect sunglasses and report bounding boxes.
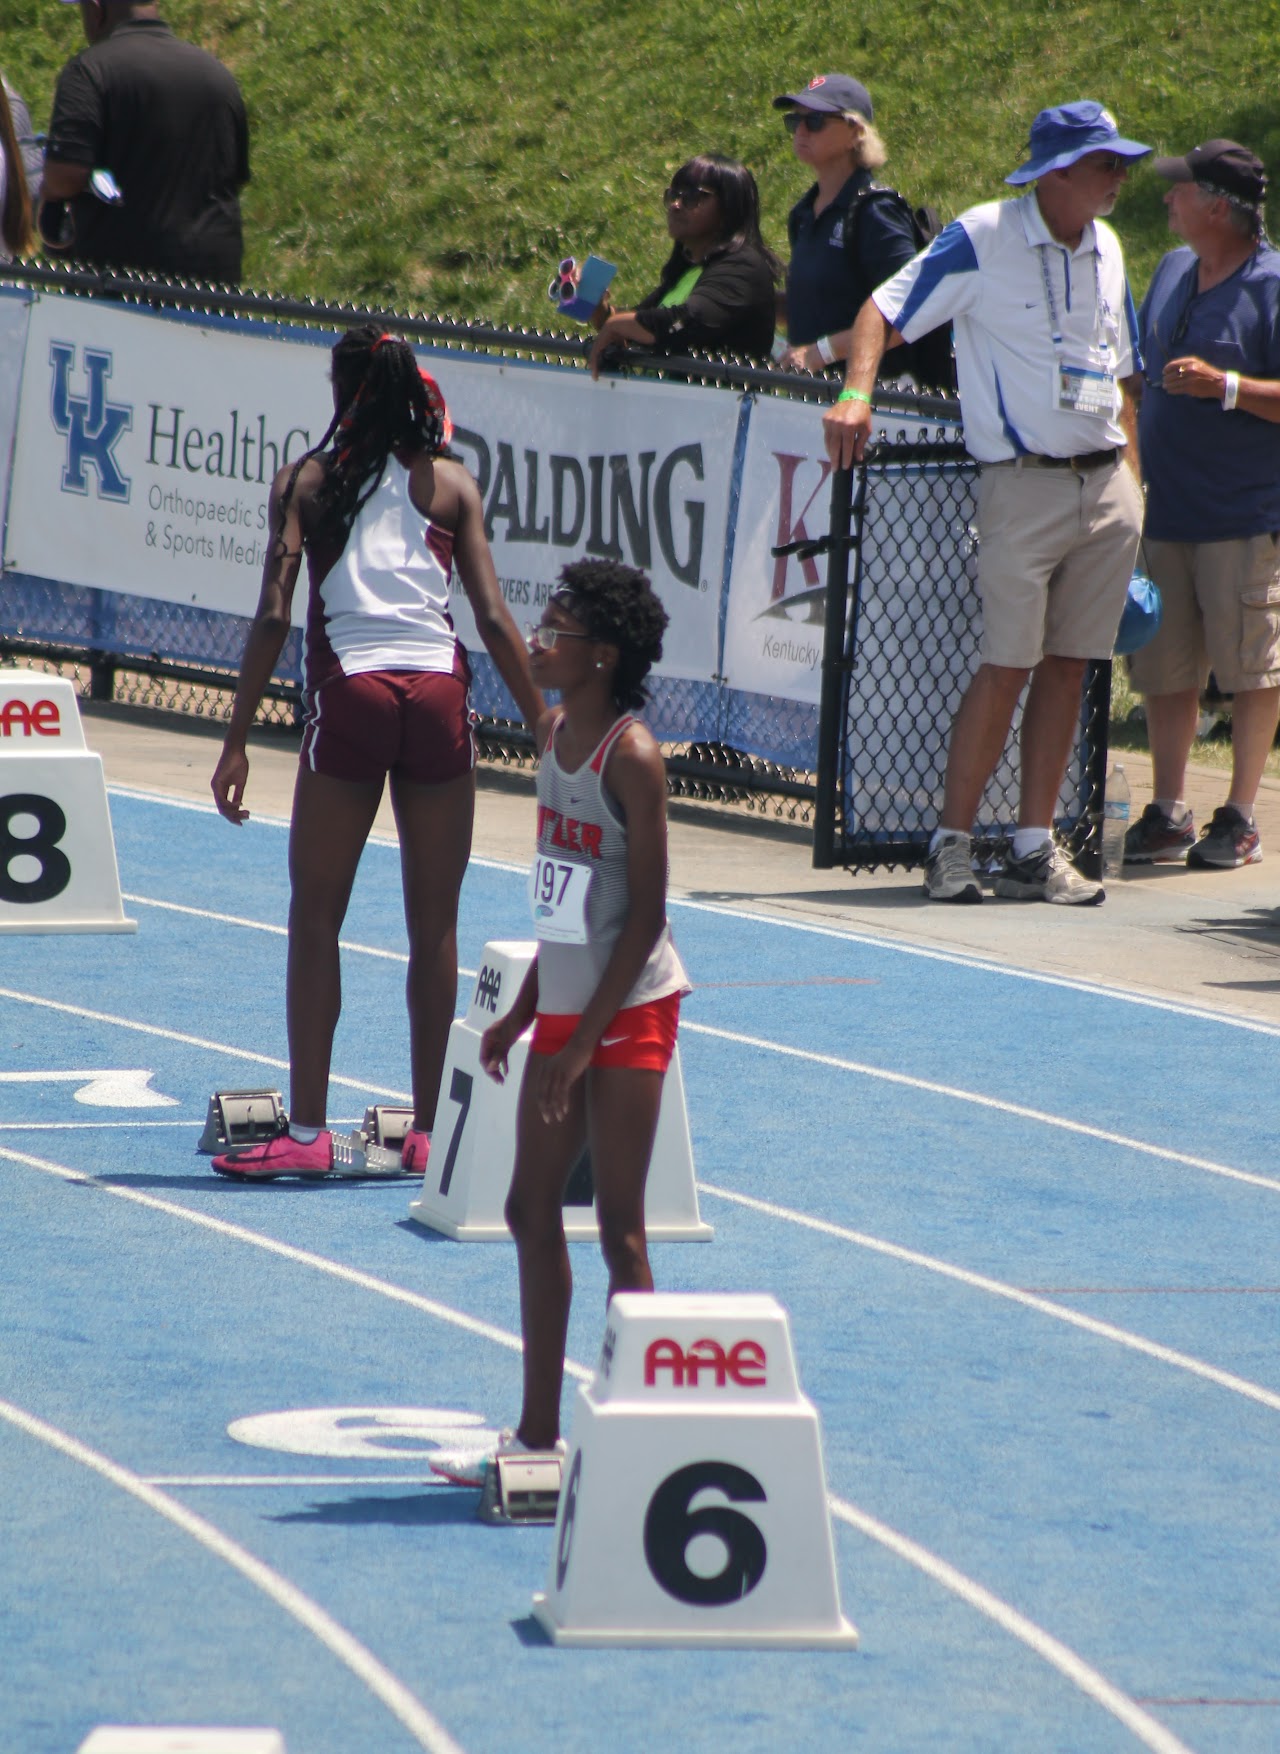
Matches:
[783,111,839,135]
[1079,152,1127,174]
[547,256,576,304]
[526,622,592,651]
[663,185,716,208]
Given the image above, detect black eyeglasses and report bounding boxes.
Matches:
[663,185,715,208]
[526,623,591,651]
[783,111,838,135]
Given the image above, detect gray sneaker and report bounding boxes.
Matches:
[993,840,1104,906]
[922,834,982,903]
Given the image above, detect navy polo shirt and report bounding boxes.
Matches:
[1139,243,1280,542]
[784,171,920,346]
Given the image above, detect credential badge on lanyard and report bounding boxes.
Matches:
[1039,242,1119,418]
[528,853,593,943]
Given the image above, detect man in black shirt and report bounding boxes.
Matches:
[43,0,249,283]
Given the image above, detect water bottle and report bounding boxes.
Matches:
[1101,763,1130,881]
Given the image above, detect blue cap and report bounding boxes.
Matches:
[1005,101,1151,185]
[772,74,873,123]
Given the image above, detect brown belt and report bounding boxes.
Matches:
[988,449,1120,472]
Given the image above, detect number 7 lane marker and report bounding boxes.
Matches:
[0,1143,1210,1754]
[0,1396,467,1754]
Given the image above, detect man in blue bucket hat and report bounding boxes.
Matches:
[824,101,1150,905]
[1123,139,1280,872]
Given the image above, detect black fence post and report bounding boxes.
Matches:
[1076,658,1112,878]
[812,463,856,870]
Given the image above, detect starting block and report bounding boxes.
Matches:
[197,1089,285,1155]
[0,671,135,933]
[478,1450,564,1525]
[198,1092,406,1176]
[532,1292,858,1648]
[362,1104,415,1149]
[409,940,711,1241]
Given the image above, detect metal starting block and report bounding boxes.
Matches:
[362,1104,415,1149]
[326,1131,406,1179]
[197,1090,285,1155]
[478,1452,564,1525]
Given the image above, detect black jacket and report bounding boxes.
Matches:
[635,240,777,362]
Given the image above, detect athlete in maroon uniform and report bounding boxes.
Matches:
[432,559,688,1484]
[210,328,542,1179]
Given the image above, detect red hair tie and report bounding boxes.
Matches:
[418,366,453,447]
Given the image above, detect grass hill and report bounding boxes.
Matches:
[4,1,1277,327]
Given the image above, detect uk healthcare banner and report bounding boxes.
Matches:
[4,295,738,684]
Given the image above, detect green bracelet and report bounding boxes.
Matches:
[836,388,872,405]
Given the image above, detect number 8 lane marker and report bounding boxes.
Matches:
[1,1143,1196,1754]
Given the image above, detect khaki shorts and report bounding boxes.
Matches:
[1127,534,1280,696]
[975,458,1143,668]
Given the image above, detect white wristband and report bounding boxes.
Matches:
[1222,370,1240,411]
[815,334,837,367]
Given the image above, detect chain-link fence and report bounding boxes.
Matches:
[813,431,1111,874]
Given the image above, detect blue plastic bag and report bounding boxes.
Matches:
[1114,570,1162,656]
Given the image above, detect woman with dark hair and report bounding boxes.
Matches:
[0,77,33,261]
[210,326,542,1180]
[588,154,781,375]
[431,559,690,1481]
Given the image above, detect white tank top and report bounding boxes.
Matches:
[534,713,690,1016]
[319,456,460,676]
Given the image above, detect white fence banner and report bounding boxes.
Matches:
[425,362,739,684]
[724,395,959,706]
[4,296,739,683]
[5,295,328,620]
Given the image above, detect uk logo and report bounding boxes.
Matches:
[48,342,132,502]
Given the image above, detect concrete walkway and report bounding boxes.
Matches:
[84,705,1280,1031]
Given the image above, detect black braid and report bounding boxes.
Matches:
[270,325,448,565]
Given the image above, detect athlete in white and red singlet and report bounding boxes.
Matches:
[431,558,687,1485]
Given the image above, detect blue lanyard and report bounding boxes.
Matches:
[1037,242,1112,359]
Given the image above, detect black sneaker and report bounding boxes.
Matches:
[1123,802,1196,864]
[1186,805,1262,869]
[993,840,1104,906]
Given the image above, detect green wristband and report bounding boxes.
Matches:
[837,388,872,405]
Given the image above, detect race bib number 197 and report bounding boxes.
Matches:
[528,856,592,943]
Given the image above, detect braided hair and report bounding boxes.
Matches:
[551,559,668,711]
[274,325,452,561]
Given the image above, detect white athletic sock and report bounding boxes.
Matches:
[929,827,970,854]
[1012,827,1051,860]
[289,1123,322,1144]
[1153,799,1191,824]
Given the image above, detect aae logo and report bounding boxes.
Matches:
[48,341,133,503]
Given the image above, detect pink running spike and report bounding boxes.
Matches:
[401,1129,431,1174]
[213,1129,333,1180]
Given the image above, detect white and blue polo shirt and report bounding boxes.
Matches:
[872,191,1141,463]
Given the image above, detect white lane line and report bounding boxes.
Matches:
[0,1396,466,1754]
[5,1138,1195,1754]
[0,987,412,1103]
[682,1020,1280,1198]
[104,785,1276,1039]
[121,892,430,969]
[0,1142,582,1377]
[825,1495,1193,1754]
[699,1181,1280,1415]
[146,1475,440,1487]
